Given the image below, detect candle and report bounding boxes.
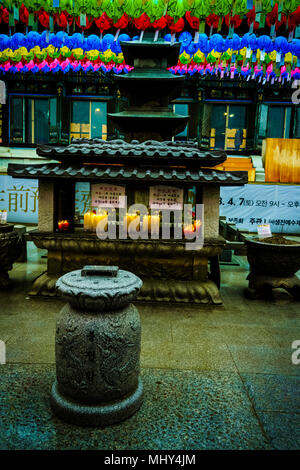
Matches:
[58,220,69,231]
[125,213,140,232]
[92,210,108,232]
[194,220,202,231]
[183,223,195,238]
[150,214,160,235]
[142,214,160,235]
[84,211,92,231]
[90,212,96,232]
[142,215,150,232]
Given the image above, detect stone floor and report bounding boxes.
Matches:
[0,242,300,450]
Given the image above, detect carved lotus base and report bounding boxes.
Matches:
[29,233,225,305]
[30,272,222,304]
[244,272,300,300]
[51,378,143,427]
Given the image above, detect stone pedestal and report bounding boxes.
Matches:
[244,237,300,301]
[50,265,143,426]
[0,224,22,288]
[244,272,300,300]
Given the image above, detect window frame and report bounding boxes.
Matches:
[8,93,57,146]
[202,99,252,151]
[69,97,108,141]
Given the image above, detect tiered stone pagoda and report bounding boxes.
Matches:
[8,37,248,304]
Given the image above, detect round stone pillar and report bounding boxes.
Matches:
[50,265,143,426]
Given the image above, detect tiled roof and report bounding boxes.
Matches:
[7,163,248,185]
[36,139,227,168]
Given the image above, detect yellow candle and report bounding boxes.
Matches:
[142,215,150,232]
[126,213,140,232]
[93,211,108,232]
[84,211,92,231]
[150,214,160,235]
[90,212,96,232]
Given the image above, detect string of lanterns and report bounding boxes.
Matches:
[0,2,299,38]
[0,31,299,81]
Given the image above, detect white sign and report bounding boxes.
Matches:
[149,185,183,210]
[91,183,125,208]
[220,184,300,234]
[257,224,272,239]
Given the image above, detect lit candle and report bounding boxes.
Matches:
[90,212,96,232]
[63,220,70,230]
[84,211,92,231]
[125,213,140,232]
[58,220,69,231]
[142,214,150,232]
[194,220,202,231]
[93,210,108,232]
[150,214,160,236]
[183,224,195,238]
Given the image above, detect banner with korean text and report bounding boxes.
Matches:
[220,184,300,234]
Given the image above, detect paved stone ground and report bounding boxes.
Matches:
[0,242,299,450]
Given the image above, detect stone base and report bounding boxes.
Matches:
[0,226,22,290]
[244,272,300,300]
[50,378,143,427]
[0,269,14,289]
[30,272,223,304]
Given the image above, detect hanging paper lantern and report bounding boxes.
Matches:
[133,13,151,30]
[166,15,185,33]
[152,16,167,30]
[163,34,176,42]
[118,34,131,42]
[0,34,10,51]
[26,31,41,49]
[66,32,84,49]
[19,4,29,26]
[87,34,101,51]
[114,13,129,30]
[287,6,300,32]
[95,12,113,33]
[224,33,241,51]
[246,7,259,31]
[224,14,242,29]
[102,33,115,51]
[0,7,9,25]
[179,31,192,49]
[266,4,287,30]
[257,35,273,52]
[274,36,290,54]
[206,14,219,30]
[55,12,70,30]
[55,11,73,30]
[292,39,300,58]
[195,34,209,53]
[37,9,50,29]
[240,32,258,52]
[11,33,25,51]
[185,11,199,30]
[208,34,224,53]
[75,15,93,30]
